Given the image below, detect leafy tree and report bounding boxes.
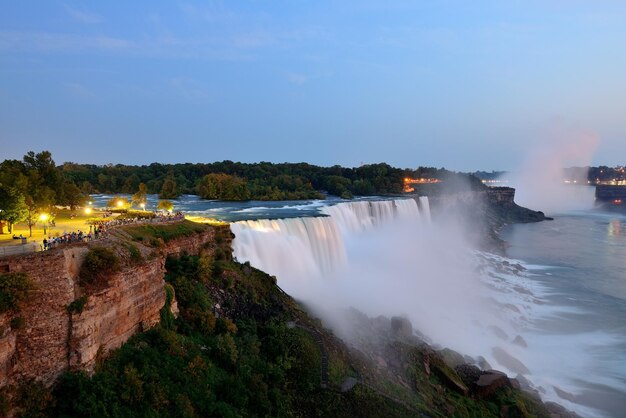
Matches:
[107,196,130,210]
[157,200,174,213]
[132,183,148,209]
[61,182,86,210]
[0,187,27,233]
[197,173,250,201]
[23,196,39,237]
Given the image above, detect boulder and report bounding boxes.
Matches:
[455,365,512,399]
[492,347,530,374]
[476,355,492,371]
[474,370,511,399]
[439,348,465,368]
[390,316,413,339]
[512,335,528,348]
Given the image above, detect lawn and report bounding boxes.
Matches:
[0,207,105,248]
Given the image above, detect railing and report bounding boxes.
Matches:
[0,242,39,257]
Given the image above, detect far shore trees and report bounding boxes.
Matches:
[159,175,178,199]
[197,173,250,201]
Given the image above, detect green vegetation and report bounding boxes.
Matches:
[125,243,144,264]
[121,220,208,245]
[66,296,88,315]
[0,272,33,313]
[80,247,120,284]
[157,199,174,213]
[2,225,555,417]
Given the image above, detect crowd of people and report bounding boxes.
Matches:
[40,212,185,251]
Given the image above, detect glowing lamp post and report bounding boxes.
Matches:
[117,200,124,208]
[85,207,92,215]
[39,213,49,235]
[140,202,146,211]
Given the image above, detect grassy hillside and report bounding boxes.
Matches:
[4,223,562,418]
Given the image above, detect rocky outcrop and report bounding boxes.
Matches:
[0,223,218,388]
[426,187,548,253]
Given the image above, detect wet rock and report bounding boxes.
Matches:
[476,355,492,371]
[390,316,413,339]
[515,374,533,391]
[488,325,509,340]
[454,364,481,387]
[512,335,528,348]
[340,377,358,393]
[544,401,584,418]
[455,365,513,399]
[553,386,578,403]
[492,346,530,374]
[439,348,465,368]
[474,370,511,399]
[431,362,468,396]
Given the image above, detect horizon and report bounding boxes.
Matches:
[2,1,626,171]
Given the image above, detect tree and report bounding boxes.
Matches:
[107,196,130,210]
[24,196,38,237]
[0,187,28,234]
[132,183,148,209]
[157,200,174,213]
[159,176,178,199]
[61,182,86,210]
[197,173,250,201]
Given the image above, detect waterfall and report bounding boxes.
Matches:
[231,198,428,284]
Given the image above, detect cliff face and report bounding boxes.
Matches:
[0,225,217,388]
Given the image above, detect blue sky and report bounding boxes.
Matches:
[1,1,625,171]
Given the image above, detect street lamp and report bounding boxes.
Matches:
[85,207,92,215]
[117,200,123,208]
[140,202,146,211]
[39,213,49,235]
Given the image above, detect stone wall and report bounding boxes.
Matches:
[0,226,217,388]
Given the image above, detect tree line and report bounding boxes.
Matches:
[1,150,457,233]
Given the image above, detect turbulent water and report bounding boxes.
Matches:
[93,192,625,417]
[231,197,625,418]
[501,211,626,418]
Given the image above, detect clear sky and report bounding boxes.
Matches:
[1,1,625,171]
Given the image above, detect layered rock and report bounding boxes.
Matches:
[0,223,218,388]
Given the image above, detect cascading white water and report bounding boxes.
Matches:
[231,195,611,417]
[231,198,425,286]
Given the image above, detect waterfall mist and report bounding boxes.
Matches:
[232,199,504,363]
[232,197,614,417]
[512,128,599,214]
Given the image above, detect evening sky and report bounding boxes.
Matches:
[1,1,625,171]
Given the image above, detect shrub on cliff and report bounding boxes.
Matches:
[0,272,33,313]
[81,246,120,284]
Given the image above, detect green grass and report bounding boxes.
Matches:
[121,220,209,245]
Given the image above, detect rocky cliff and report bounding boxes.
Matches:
[427,186,548,253]
[0,222,219,388]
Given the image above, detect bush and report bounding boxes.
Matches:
[67,296,88,315]
[126,243,143,264]
[160,284,176,330]
[15,381,54,418]
[0,273,33,313]
[81,247,120,284]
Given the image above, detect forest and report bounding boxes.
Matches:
[0,151,454,233]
